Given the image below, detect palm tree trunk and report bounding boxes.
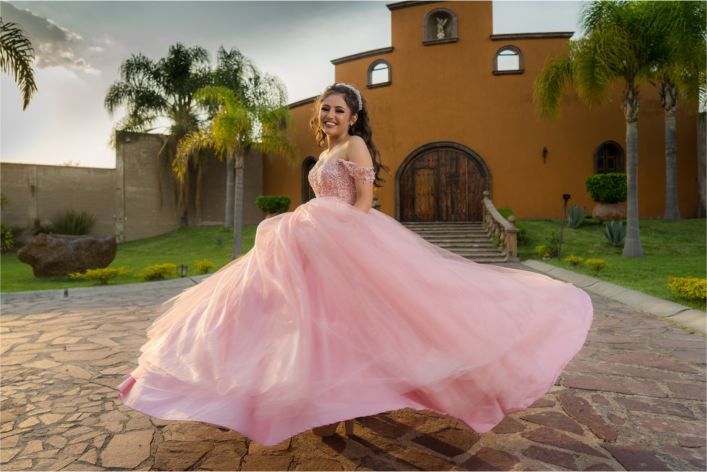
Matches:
[698,112,706,218]
[225,155,234,227]
[623,85,644,257]
[661,81,680,221]
[231,153,245,260]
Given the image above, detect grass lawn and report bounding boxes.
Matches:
[0,226,257,292]
[516,217,706,311]
[1,218,705,313]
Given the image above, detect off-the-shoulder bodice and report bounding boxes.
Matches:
[308,158,375,205]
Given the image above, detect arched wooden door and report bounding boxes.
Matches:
[398,143,490,222]
[301,156,317,203]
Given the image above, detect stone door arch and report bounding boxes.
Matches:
[396,142,491,222]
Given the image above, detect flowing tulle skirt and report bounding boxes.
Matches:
[118,196,593,446]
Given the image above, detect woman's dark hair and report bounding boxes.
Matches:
[309,83,389,187]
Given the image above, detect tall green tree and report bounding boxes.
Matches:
[0,19,37,110]
[643,1,706,221]
[176,80,294,259]
[104,43,211,224]
[534,0,664,257]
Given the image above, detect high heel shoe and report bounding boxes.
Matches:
[312,419,354,437]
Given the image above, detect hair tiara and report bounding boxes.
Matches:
[331,82,363,113]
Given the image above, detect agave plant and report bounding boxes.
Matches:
[567,204,587,229]
[603,220,626,247]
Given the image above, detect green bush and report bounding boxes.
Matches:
[195,259,214,274]
[1,224,13,253]
[52,210,95,235]
[603,220,626,246]
[69,267,128,285]
[567,204,587,229]
[585,258,608,271]
[585,173,627,203]
[535,244,547,258]
[544,232,560,258]
[667,277,706,301]
[140,263,176,281]
[563,255,584,266]
[256,195,291,215]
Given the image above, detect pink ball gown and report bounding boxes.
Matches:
[118,156,593,446]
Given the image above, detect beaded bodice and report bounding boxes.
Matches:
[308,158,375,205]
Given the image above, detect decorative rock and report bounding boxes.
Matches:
[603,444,669,471]
[460,447,519,471]
[294,457,344,471]
[100,429,153,469]
[241,454,293,471]
[521,427,608,458]
[492,416,525,434]
[199,444,244,470]
[22,440,43,454]
[17,233,117,277]
[521,411,584,435]
[153,441,212,471]
[558,390,618,441]
[0,448,20,464]
[522,445,578,470]
[18,417,39,428]
[615,396,695,419]
[47,435,68,449]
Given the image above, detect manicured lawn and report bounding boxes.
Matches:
[516,217,706,311]
[0,226,257,292]
[2,218,705,313]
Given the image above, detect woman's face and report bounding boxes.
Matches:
[319,92,356,137]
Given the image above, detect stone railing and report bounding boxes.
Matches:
[482,190,519,261]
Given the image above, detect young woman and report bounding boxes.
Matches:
[118,82,593,446]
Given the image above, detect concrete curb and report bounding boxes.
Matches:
[521,259,706,335]
[0,274,211,304]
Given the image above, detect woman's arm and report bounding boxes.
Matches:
[347,137,375,213]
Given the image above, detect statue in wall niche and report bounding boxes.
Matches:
[17,233,117,277]
[436,17,448,39]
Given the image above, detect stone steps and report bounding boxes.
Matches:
[401,221,508,263]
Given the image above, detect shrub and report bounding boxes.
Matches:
[544,232,560,258]
[603,220,626,246]
[256,195,291,215]
[585,258,607,271]
[195,259,215,274]
[535,244,547,258]
[1,224,13,253]
[52,210,95,235]
[567,204,587,229]
[563,255,584,266]
[585,173,627,203]
[69,267,128,285]
[667,277,707,301]
[140,263,176,281]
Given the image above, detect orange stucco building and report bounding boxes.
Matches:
[263,0,699,221]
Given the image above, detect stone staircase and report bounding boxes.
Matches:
[401,221,508,263]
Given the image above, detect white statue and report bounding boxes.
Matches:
[436,17,448,39]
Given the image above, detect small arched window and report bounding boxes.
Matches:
[594,141,626,174]
[493,46,524,75]
[368,60,391,88]
[423,8,458,45]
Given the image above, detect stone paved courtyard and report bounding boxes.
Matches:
[1,263,705,471]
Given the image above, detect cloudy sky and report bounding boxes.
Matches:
[1,0,585,168]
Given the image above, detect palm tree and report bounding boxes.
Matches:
[176,82,294,259]
[642,1,706,221]
[0,19,37,110]
[104,43,212,224]
[534,0,662,257]
[211,47,257,228]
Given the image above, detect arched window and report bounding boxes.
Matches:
[493,46,524,75]
[301,156,317,203]
[423,8,458,45]
[368,60,391,88]
[594,141,626,174]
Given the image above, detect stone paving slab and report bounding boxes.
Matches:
[1,262,705,471]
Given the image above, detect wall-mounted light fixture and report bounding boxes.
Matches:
[542,146,548,163]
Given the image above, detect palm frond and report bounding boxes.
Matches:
[533,54,574,119]
[0,19,38,110]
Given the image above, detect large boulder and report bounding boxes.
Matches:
[18,233,117,277]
